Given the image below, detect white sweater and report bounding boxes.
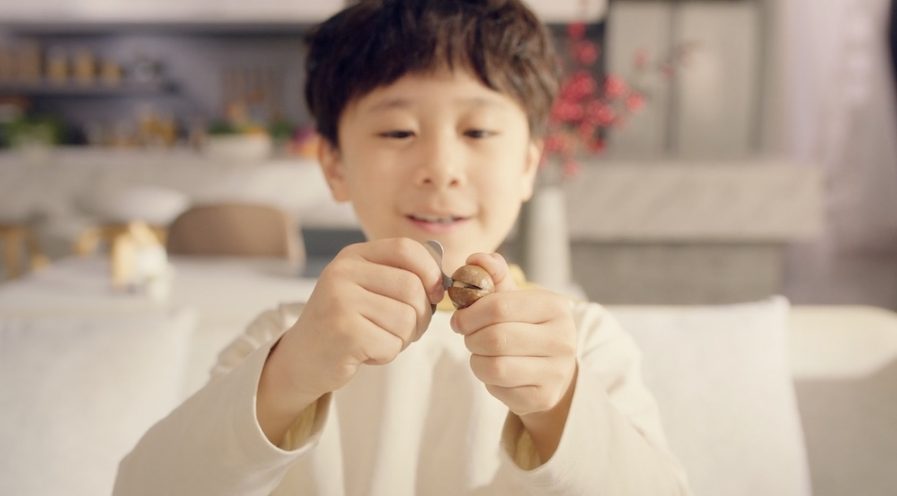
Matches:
[115,300,691,495]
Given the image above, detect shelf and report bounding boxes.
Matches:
[0,81,178,97]
[0,20,314,36]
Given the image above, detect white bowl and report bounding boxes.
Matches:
[80,186,190,225]
[202,134,273,163]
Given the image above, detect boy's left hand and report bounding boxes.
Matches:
[450,253,578,420]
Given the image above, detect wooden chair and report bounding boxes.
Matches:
[166,203,305,271]
[0,224,49,279]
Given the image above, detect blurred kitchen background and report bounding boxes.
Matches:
[0,0,895,309]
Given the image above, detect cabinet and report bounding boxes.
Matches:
[605,0,764,159]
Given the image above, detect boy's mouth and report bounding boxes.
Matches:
[406,213,470,232]
[408,214,467,224]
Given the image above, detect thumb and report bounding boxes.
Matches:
[464,252,518,292]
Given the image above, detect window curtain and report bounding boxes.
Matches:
[759,0,897,305]
[775,0,897,253]
[890,0,897,85]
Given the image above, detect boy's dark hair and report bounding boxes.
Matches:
[304,0,560,146]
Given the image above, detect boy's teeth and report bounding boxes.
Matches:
[414,214,454,223]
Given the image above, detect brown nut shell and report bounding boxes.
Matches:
[447,264,495,309]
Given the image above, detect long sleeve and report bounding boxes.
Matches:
[115,297,691,495]
[495,302,692,495]
[113,303,328,496]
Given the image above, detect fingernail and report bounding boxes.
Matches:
[431,288,445,304]
[449,314,462,334]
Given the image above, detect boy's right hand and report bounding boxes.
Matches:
[257,238,444,441]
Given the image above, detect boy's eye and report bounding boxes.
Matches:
[464,129,497,139]
[378,130,415,139]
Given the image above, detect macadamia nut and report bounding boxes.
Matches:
[448,264,495,309]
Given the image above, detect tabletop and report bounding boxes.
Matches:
[0,255,318,393]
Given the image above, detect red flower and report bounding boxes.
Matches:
[542,22,685,180]
[574,42,600,65]
[563,160,582,178]
[603,75,628,99]
[577,122,596,141]
[586,138,606,154]
[583,101,616,126]
[550,100,585,123]
[544,134,567,153]
[567,22,586,40]
[625,93,646,112]
[559,71,597,101]
[596,106,616,126]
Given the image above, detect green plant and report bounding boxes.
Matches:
[0,116,61,148]
[268,120,296,142]
[206,120,241,136]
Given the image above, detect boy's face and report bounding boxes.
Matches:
[319,69,541,272]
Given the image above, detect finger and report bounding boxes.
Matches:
[468,355,551,388]
[356,289,424,350]
[354,314,405,366]
[336,259,433,340]
[451,290,570,336]
[485,384,556,416]
[463,322,565,357]
[356,263,441,341]
[465,252,517,292]
[342,238,445,303]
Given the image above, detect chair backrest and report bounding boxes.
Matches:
[166,203,304,268]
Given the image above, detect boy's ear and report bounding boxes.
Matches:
[317,137,350,202]
[520,139,543,202]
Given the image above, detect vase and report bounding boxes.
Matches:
[519,178,572,292]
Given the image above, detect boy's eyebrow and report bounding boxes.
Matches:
[455,97,502,109]
[364,97,413,114]
[363,96,502,114]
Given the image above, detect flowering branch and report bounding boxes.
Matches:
[543,22,696,178]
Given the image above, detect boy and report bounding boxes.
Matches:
[115,0,691,494]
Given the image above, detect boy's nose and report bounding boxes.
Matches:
[415,135,463,188]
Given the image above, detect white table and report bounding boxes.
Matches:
[0,255,317,394]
